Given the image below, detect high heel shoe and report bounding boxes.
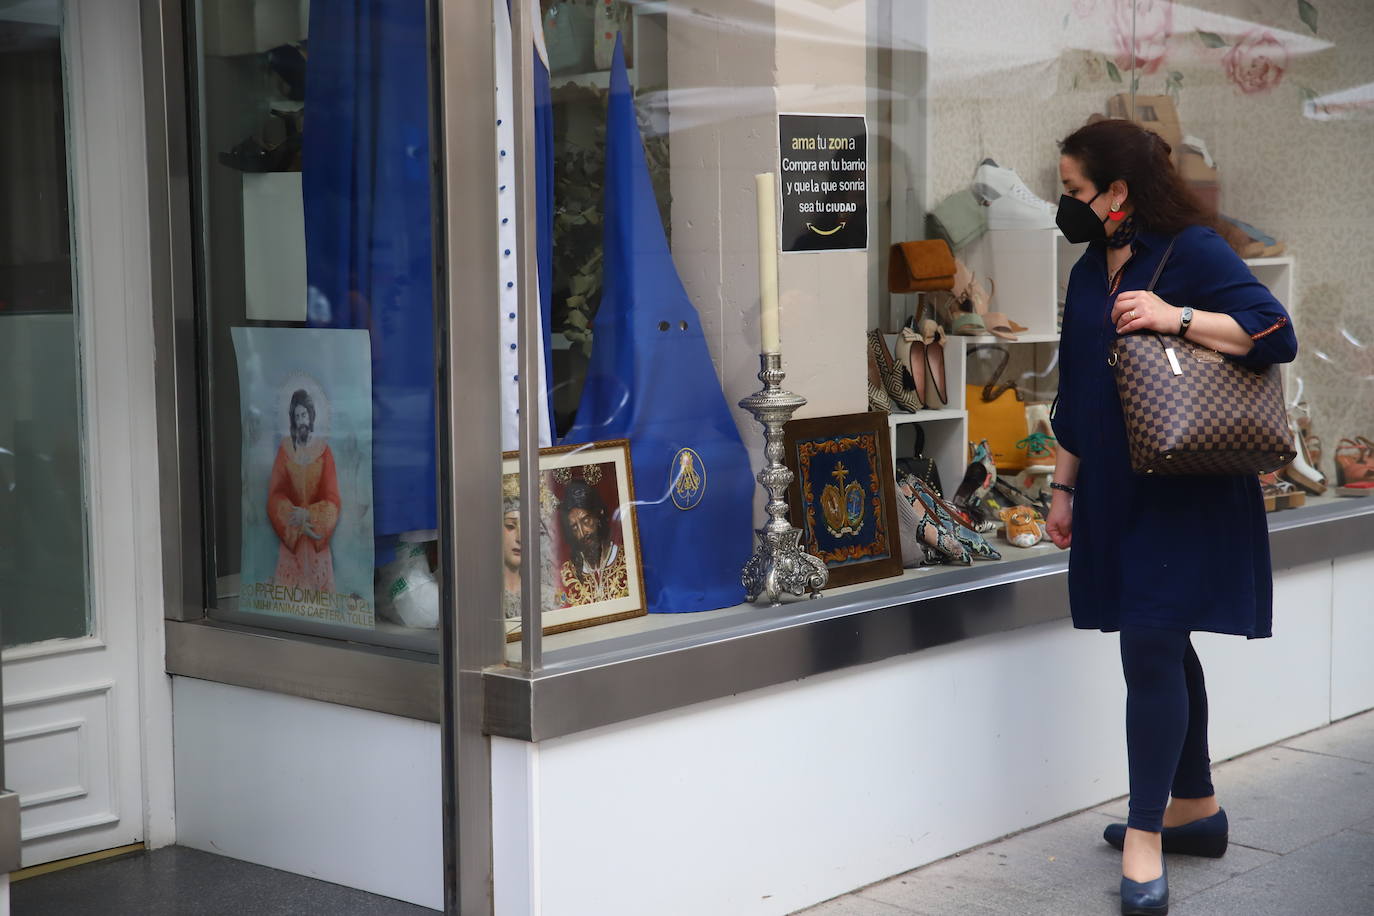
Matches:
[1280,417,1326,495]
[912,478,1002,561]
[869,328,924,413]
[866,330,893,413]
[915,512,971,566]
[1120,856,1168,916]
[918,314,948,406]
[991,477,1051,515]
[899,326,930,408]
[1104,808,1229,858]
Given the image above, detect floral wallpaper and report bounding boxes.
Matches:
[926,0,1374,474]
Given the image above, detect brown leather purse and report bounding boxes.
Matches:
[888,239,956,293]
[1109,239,1295,476]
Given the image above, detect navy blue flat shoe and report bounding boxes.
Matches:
[1104,808,1228,858]
[1120,858,1168,915]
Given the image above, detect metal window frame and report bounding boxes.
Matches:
[140,0,507,911]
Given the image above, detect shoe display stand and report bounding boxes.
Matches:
[886,228,1082,485]
[887,230,1295,496]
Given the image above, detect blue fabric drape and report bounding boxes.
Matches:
[303,0,436,555]
[535,46,556,435]
[564,37,753,613]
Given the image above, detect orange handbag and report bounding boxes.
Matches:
[966,346,1028,471]
[888,239,956,293]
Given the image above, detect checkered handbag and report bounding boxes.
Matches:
[1109,240,1296,476]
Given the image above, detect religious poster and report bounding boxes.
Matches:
[501,440,646,641]
[232,327,375,628]
[778,112,869,252]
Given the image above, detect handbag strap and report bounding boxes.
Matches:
[1146,238,1176,291]
[969,344,1018,402]
[1104,238,1178,356]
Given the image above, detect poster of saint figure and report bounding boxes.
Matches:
[232,327,375,628]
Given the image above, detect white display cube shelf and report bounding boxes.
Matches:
[888,411,969,498]
[958,227,1085,337]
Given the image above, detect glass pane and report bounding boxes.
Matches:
[188,0,442,651]
[511,0,1094,661]
[0,5,91,647]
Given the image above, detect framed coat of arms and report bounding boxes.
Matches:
[782,412,903,588]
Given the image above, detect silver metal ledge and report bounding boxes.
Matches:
[484,497,1374,742]
[165,619,441,722]
[165,499,1374,734]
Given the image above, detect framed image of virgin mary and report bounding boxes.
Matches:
[782,412,903,587]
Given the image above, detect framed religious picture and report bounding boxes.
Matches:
[782,412,903,588]
[231,327,376,628]
[500,439,647,641]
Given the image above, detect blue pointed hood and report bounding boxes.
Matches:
[563,35,753,613]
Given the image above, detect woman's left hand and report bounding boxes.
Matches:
[1111,290,1181,335]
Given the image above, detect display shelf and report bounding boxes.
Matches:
[550,68,636,90]
[888,408,964,424]
[1244,256,1295,269]
[958,332,1060,346]
[887,410,968,498]
[958,227,1083,337]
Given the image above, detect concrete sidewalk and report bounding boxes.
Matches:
[797,709,1374,915]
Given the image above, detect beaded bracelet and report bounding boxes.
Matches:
[1049,482,1076,495]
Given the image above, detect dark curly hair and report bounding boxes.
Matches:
[1059,118,1215,235]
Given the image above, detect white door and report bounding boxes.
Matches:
[1,0,167,867]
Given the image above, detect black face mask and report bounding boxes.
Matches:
[1055,192,1108,244]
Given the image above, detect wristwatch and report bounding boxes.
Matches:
[1178,306,1195,337]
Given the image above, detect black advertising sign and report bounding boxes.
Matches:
[778,113,868,253]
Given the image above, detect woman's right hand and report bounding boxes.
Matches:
[1046,494,1073,549]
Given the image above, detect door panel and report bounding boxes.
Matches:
[1,0,149,866]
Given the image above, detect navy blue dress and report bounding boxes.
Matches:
[1052,225,1297,637]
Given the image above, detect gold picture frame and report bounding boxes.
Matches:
[501,439,646,641]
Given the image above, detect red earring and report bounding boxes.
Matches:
[1108,202,1127,221]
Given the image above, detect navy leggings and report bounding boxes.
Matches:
[1119,627,1215,832]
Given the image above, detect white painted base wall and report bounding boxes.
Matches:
[492,553,1374,916]
[171,678,443,911]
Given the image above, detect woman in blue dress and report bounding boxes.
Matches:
[1045,118,1297,916]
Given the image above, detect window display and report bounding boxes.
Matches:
[187,0,444,651]
[490,0,1374,669]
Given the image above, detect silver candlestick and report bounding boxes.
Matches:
[739,352,829,604]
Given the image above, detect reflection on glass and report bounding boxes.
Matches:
[190,0,440,650]
[0,7,91,648]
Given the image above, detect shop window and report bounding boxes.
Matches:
[502,0,1374,667]
[186,0,444,651]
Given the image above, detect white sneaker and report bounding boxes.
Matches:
[971,159,1057,230]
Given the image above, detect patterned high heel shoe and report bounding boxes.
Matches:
[915,512,971,566]
[865,330,893,413]
[870,328,925,412]
[912,478,1002,561]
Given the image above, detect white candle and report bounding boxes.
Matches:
[755,172,781,354]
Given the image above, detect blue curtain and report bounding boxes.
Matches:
[303,0,436,557]
[535,36,557,436]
